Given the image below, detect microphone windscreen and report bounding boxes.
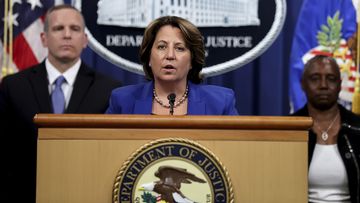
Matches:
[167,93,176,101]
[342,123,360,131]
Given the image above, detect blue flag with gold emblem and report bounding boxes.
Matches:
[289,0,357,112]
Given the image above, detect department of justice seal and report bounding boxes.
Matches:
[75,0,286,77]
[113,138,233,203]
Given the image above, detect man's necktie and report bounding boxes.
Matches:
[51,76,66,114]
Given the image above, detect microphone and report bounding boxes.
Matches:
[342,123,360,132]
[167,93,176,115]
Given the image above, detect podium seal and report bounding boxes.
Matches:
[113,138,234,203]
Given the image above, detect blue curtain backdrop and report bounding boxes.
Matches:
[76,0,304,116]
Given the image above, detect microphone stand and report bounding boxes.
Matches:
[342,123,360,202]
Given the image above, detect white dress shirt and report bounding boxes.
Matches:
[46,59,81,109]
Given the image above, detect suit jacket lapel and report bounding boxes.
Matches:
[134,82,153,114]
[66,64,93,113]
[187,82,205,115]
[28,62,53,113]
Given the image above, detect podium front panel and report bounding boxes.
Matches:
[37,121,308,203]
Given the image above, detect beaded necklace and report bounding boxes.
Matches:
[153,86,188,108]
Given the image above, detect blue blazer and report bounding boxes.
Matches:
[106,81,238,115]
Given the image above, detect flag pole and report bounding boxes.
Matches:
[8,0,13,75]
[352,1,360,114]
[1,0,9,79]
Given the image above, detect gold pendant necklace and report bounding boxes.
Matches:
[321,131,329,141]
[314,113,339,141]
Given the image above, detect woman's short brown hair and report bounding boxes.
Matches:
[139,16,205,84]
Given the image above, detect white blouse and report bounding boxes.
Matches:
[308,144,350,203]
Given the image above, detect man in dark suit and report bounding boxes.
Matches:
[0,4,121,203]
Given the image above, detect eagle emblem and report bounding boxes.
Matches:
[113,138,234,203]
[139,166,206,203]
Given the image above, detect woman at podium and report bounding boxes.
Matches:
[106,16,238,115]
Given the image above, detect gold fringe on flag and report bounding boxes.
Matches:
[353,78,360,114]
[352,0,360,114]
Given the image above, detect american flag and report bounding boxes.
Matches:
[0,0,63,79]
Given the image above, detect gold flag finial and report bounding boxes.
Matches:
[352,74,360,114]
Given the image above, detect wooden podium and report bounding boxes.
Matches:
[35,114,311,203]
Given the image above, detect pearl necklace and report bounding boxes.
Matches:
[313,113,339,141]
[153,86,188,108]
